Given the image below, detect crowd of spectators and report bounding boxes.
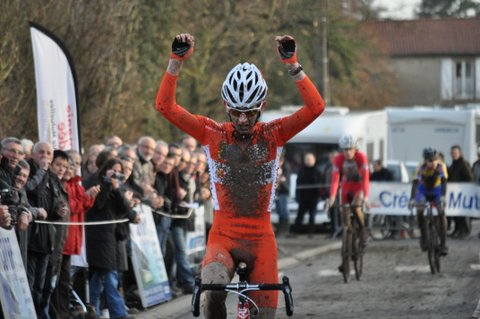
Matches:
[0,134,214,319]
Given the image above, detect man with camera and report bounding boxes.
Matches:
[0,137,31,230]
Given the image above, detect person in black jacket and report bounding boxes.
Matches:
[25,142,65,316]
[371,159,394,181]
[292,152,322,237]
[371,159,400,239]
[42,150,70,319]
[448,145,474,239]
[275,153,291,237]
[153,153,176,253]
[85,158,133,319]
[169,148,196,294]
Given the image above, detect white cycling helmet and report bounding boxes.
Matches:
[339,134,357,149]
[221,63,268,110]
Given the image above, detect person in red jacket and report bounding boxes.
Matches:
[156,32,324,318]
[52,150,99,319]
[328,134,370,273]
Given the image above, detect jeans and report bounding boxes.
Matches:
[156,216,172,255]
[27,251,50,314]
[89,269,127,319]
[275,194,289,221]
[171,226,194,288]
[39,273,57,319]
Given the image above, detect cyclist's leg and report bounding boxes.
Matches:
[415,190,427,251]
[434,191,448,255]
[352,192,367,246]
[247,236,278,319]
[338,191,350,272]
[201,242,235,319]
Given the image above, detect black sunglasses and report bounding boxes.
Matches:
[228,109,260,118]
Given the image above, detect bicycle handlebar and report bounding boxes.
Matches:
[326,201,368,213]
[191,276,294,317]
[408,200,445,214]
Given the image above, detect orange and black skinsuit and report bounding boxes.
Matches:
[155,72,324,309]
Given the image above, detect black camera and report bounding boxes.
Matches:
[0,188,23,228]
[111,173,126,181]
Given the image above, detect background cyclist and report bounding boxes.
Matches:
[328,134,370,273]
[408,147,448,255]
[155,33,325,318]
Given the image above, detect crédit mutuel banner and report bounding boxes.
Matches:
[369,182,480,217]
[30,22,80,151]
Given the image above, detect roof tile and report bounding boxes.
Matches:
[364,18,480,56]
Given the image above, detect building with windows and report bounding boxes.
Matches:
[365,18,480,106]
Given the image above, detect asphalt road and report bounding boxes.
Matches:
[137,222,480,319]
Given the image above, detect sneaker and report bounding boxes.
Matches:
[100,309,110,319]
[126,306,141,315]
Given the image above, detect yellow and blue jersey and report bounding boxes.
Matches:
[413,160,447,192]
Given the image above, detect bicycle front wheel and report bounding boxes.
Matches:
[342,228,352,283]
[427,221,437,274]
[433,218,441,273]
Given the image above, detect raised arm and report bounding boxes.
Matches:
[272,35,325,143]
[155,33,208,143]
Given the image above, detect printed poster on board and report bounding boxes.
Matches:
[0,228,37,319]
[130,204,172,307]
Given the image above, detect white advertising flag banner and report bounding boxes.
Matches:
[30,23,86,267]
[30,23,80,151]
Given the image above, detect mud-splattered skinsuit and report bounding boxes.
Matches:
[156,72,324,309]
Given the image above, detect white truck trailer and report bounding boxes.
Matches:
[261,106,387,165]
[386,106,480,165]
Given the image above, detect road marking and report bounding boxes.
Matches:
[318,269,351,276]
[470,264,480,270]
[394,265,430,273]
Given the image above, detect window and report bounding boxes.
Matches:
[454,60,475,99]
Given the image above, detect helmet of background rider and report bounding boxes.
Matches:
[221,63,268,111]
[338,134,357,150]
[423,147,437,161]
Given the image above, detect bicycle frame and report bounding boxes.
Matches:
[411,201,444,274]
[338,202,366,283]
[191,262,294,318]
[424,201,442,274]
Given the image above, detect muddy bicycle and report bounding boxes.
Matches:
[410,201,445,274]
[328,201,367,283]
[191,261,294,318]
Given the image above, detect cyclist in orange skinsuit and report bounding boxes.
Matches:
[155,32,324,319]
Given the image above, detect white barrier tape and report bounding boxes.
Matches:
[34,218,129,226]
[295,183,331,189]
[153,208,193,219]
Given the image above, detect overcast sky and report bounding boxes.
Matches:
[371,0,422,19]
